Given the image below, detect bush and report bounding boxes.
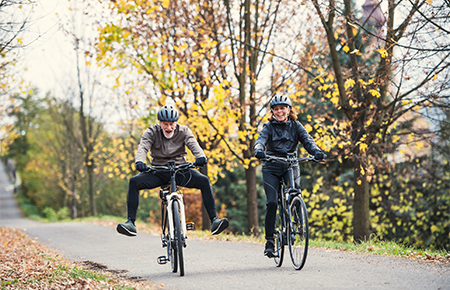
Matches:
[42,207,58,222]
[57,207,70,220]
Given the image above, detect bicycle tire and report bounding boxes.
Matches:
[274,202,285,267]
[173,200,185,276]
[165,202,177,273]
[288,195,309,270]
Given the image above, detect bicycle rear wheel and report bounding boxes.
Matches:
[173,200,185,276]
[288,195,309,270]
[274,203,285,267]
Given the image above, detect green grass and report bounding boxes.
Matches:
[310,236,449,261]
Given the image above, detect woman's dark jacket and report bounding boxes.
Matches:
[254,119,322,156]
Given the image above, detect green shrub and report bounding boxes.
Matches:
[42,207,58,222]
[57,207,70,220]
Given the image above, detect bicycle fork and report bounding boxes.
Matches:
[157,192,192,265]
[166,192,188,243]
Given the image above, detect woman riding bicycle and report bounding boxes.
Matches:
[117,105,229,237]
[254,95,326,258]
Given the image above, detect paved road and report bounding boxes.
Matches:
[1,161,449,290]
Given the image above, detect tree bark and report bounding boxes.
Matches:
[353,157,370,242]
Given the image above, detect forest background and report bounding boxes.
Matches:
[1,0,449,251]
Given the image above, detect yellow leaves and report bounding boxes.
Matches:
[377,48,388,58]
[425,0,433,4]
[431,74,438,81]
[368,89,380,98]
[359,142,368,152]
[345,79,355,90]
[302,123,312,133]
[392,135,401,143]
[415,141,424,150]
[330,92,339,105]
[162,0,170,7]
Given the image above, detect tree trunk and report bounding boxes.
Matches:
[246,165,258,236]
[88,163,96,216]
[353,158,370,242]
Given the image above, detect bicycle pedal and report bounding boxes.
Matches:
[157,256,169,265]
[186,222,195,230]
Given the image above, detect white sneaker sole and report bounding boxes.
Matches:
[117,224,137,237]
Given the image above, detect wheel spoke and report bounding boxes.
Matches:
[173,200,184,276]
[274,203,285,267]
[288,196,309,270]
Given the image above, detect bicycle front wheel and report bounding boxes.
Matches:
[172,200,185,276]
[274,203,285,267]
[288,195,309,270]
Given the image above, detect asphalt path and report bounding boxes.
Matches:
[1,161,449,290]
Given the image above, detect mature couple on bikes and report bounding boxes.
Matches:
[116,95,326,258]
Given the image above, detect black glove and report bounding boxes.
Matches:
[314,151,326,160]
[194,157,207,167]
[255,150,266,160]
[135,161,148,172]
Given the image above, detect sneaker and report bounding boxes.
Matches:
[116,219,137,237]
[264,240,275,258]
[210,217,229,235]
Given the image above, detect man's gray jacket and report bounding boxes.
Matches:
[135,123,206,166]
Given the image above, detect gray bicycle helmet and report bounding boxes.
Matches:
[270,95,292,109]
[157,105,179,122]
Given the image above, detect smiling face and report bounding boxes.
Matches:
[160,121,177,138]
[272,105,290,122]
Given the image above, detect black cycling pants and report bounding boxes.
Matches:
[127,169,217,222]
[262,161,300,240]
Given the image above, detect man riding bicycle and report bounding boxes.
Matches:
[254,96,326,258]
[117,105,229,237]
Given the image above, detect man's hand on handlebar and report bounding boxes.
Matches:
[135,161,149,172]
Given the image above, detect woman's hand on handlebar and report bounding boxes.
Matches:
[194,157,207,167]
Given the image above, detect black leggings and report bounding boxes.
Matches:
[127,169,217,222]
[262,161,300,240]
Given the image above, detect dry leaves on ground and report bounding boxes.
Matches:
[0,227,159,289]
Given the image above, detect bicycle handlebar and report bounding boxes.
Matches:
[145,162,199,173]
[262,155,325,164]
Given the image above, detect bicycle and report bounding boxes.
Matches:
[148,160,198,276]
[262,154,323,270]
